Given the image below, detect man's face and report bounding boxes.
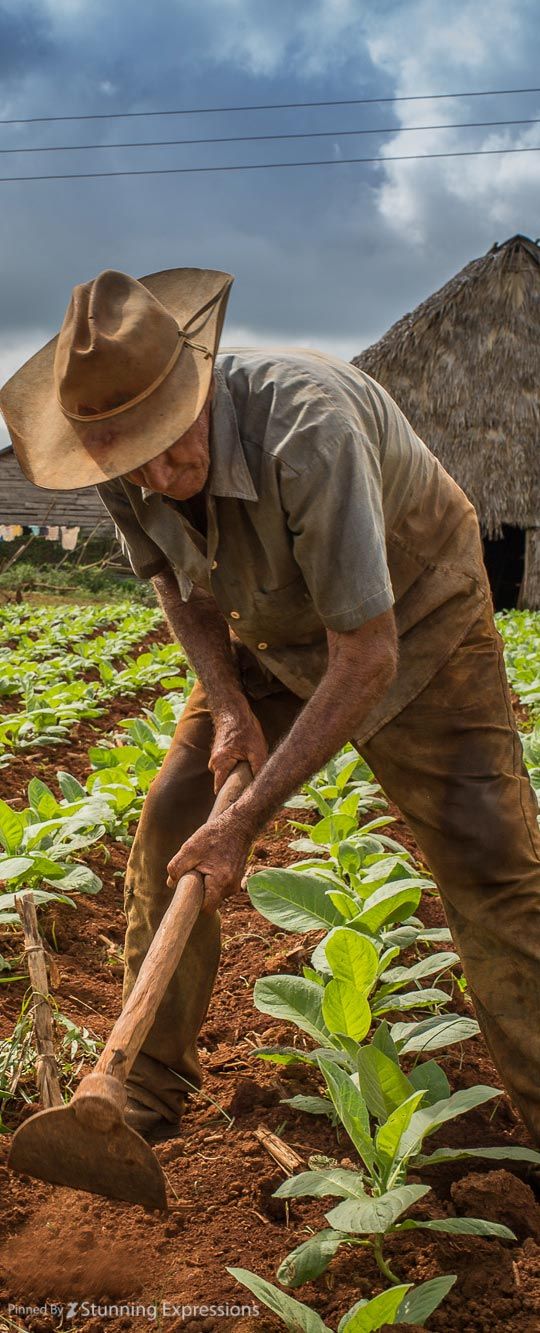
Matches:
[123,396,211,500]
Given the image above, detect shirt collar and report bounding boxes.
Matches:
[140,368,257,505]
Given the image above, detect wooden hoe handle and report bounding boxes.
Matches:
[91,761,252,1088]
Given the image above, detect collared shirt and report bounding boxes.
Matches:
[97,348,489,744]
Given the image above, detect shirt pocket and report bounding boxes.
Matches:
[250,573,320,644]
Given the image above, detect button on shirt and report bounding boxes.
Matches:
[97,348,489,745]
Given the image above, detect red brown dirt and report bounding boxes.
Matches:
[1,682,540,1331]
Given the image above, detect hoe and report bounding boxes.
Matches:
[8,762,251,1212]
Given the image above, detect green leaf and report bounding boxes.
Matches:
[407,1060,450,1106]
[311,813,358,845]
[399,1086,501,1157]
[327,890,362,921]
[391,1013,479,1054]
[401,1216,516,1240]
[325,929,378,992]
[27,778,58,818]
[376,1091,426,1172]
[356,1045,415,1121]
[322,979,372,1041]
[338,1286,411,1332]
[326,1183,430,1234]
[248,869,344,932]
[282,1095,336,1120]
[56,771,86,801]
[416,1144,540,1167]
[371,1020,400,1065]
[0,800,25,854]
[0,856,34,881]
[275,1168,368,1201]
[277,1229,345,1288]
[395,1275,457,1324]
[45,863,102,895]
[227,1268,333,1332]
[253,975,333,1046]
[372,987,450,1015]
[381,952,459,986]
[317,1056,375,1171]
[356,882,422,933]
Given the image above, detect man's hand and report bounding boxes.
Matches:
[166,805,255,913]
[210,699,268,793]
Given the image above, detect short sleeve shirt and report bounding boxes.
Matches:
[97,349,489,744]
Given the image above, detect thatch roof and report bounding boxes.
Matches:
[353,234,540,538]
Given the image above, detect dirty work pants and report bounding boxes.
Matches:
[123,603,540,1142]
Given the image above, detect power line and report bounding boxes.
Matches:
[1,116,538,155]
[0,143,538,184]
[0,86,539,127]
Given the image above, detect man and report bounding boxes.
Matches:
[2,266,540,1147]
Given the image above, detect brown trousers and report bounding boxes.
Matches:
[123,604,540,1141]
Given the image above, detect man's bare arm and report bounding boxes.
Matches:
[152,567,267,789]
[167,608,398,909]
[235,608,398,830]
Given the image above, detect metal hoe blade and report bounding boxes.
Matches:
[8,1103,168,1211]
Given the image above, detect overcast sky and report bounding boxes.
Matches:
[1,0,539,451]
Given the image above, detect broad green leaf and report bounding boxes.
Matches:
[311,813,358,845]
[327,890,362,921]
[227,1268,332,1333]
[395,1275,457,1324]
[376,1091,426,1171]
[322,979,372,1041]
[356,882,422,933]
[338,1286,411,1332]
[399,1085,501,1157]
[282,1095,336,1119]
[400,1216,516,1240]
[254,976,333,1046]
[372,986,450,1015]
[391,1013,479,1054]
[326,1183,429,1234]
[248,868,343,932]
[0,799,25,854]
[277,1229,345,1288]
[356,1045,414,1121]
[56,770,86,801]
[325,929,378,992]
[27,778,58,818]
[408,1060,450,1106]
[0,856,34,880]
[45,864,102,895]
[275,1168,368,1201]
[371,1020,400,1065]
[381,952,459,986]
[416,1144,540,1167]
[318,1057,375,1170]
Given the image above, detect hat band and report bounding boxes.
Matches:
[58,329,210,424]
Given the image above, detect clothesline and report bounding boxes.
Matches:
[0,523,80,550]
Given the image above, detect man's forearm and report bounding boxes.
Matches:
[152,568,243,716]
[234,622,397,833]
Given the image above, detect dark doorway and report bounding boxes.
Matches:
[482,525,526,610]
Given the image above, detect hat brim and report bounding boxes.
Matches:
[0,267,233,491]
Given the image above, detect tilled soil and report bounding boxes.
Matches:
[1,684,540,1332]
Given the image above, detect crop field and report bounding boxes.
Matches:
[1,599,540,1333]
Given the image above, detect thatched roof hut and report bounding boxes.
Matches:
[353,234,540,609]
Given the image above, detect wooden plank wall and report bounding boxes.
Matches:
[0,449,114,531]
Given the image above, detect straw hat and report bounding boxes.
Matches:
[0,266,234,490]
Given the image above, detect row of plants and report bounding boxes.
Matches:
[226,744,540,1328]
[0,599,187,763]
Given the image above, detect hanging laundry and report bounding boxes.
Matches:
[60,526,80,551]
[29,525,41,536]
[44,526,60,541]
[0,523,23,541]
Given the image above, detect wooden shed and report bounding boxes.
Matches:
[353,234,540,610]
[0,445,113,532]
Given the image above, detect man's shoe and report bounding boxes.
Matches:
[124,1097,182,1144]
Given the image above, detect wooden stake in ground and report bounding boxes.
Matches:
[15,891,63,1109]
[254,1124,304,1174]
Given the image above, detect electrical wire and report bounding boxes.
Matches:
[0,116,538,155]
[0,86,539,126]
[0,143,538,184]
